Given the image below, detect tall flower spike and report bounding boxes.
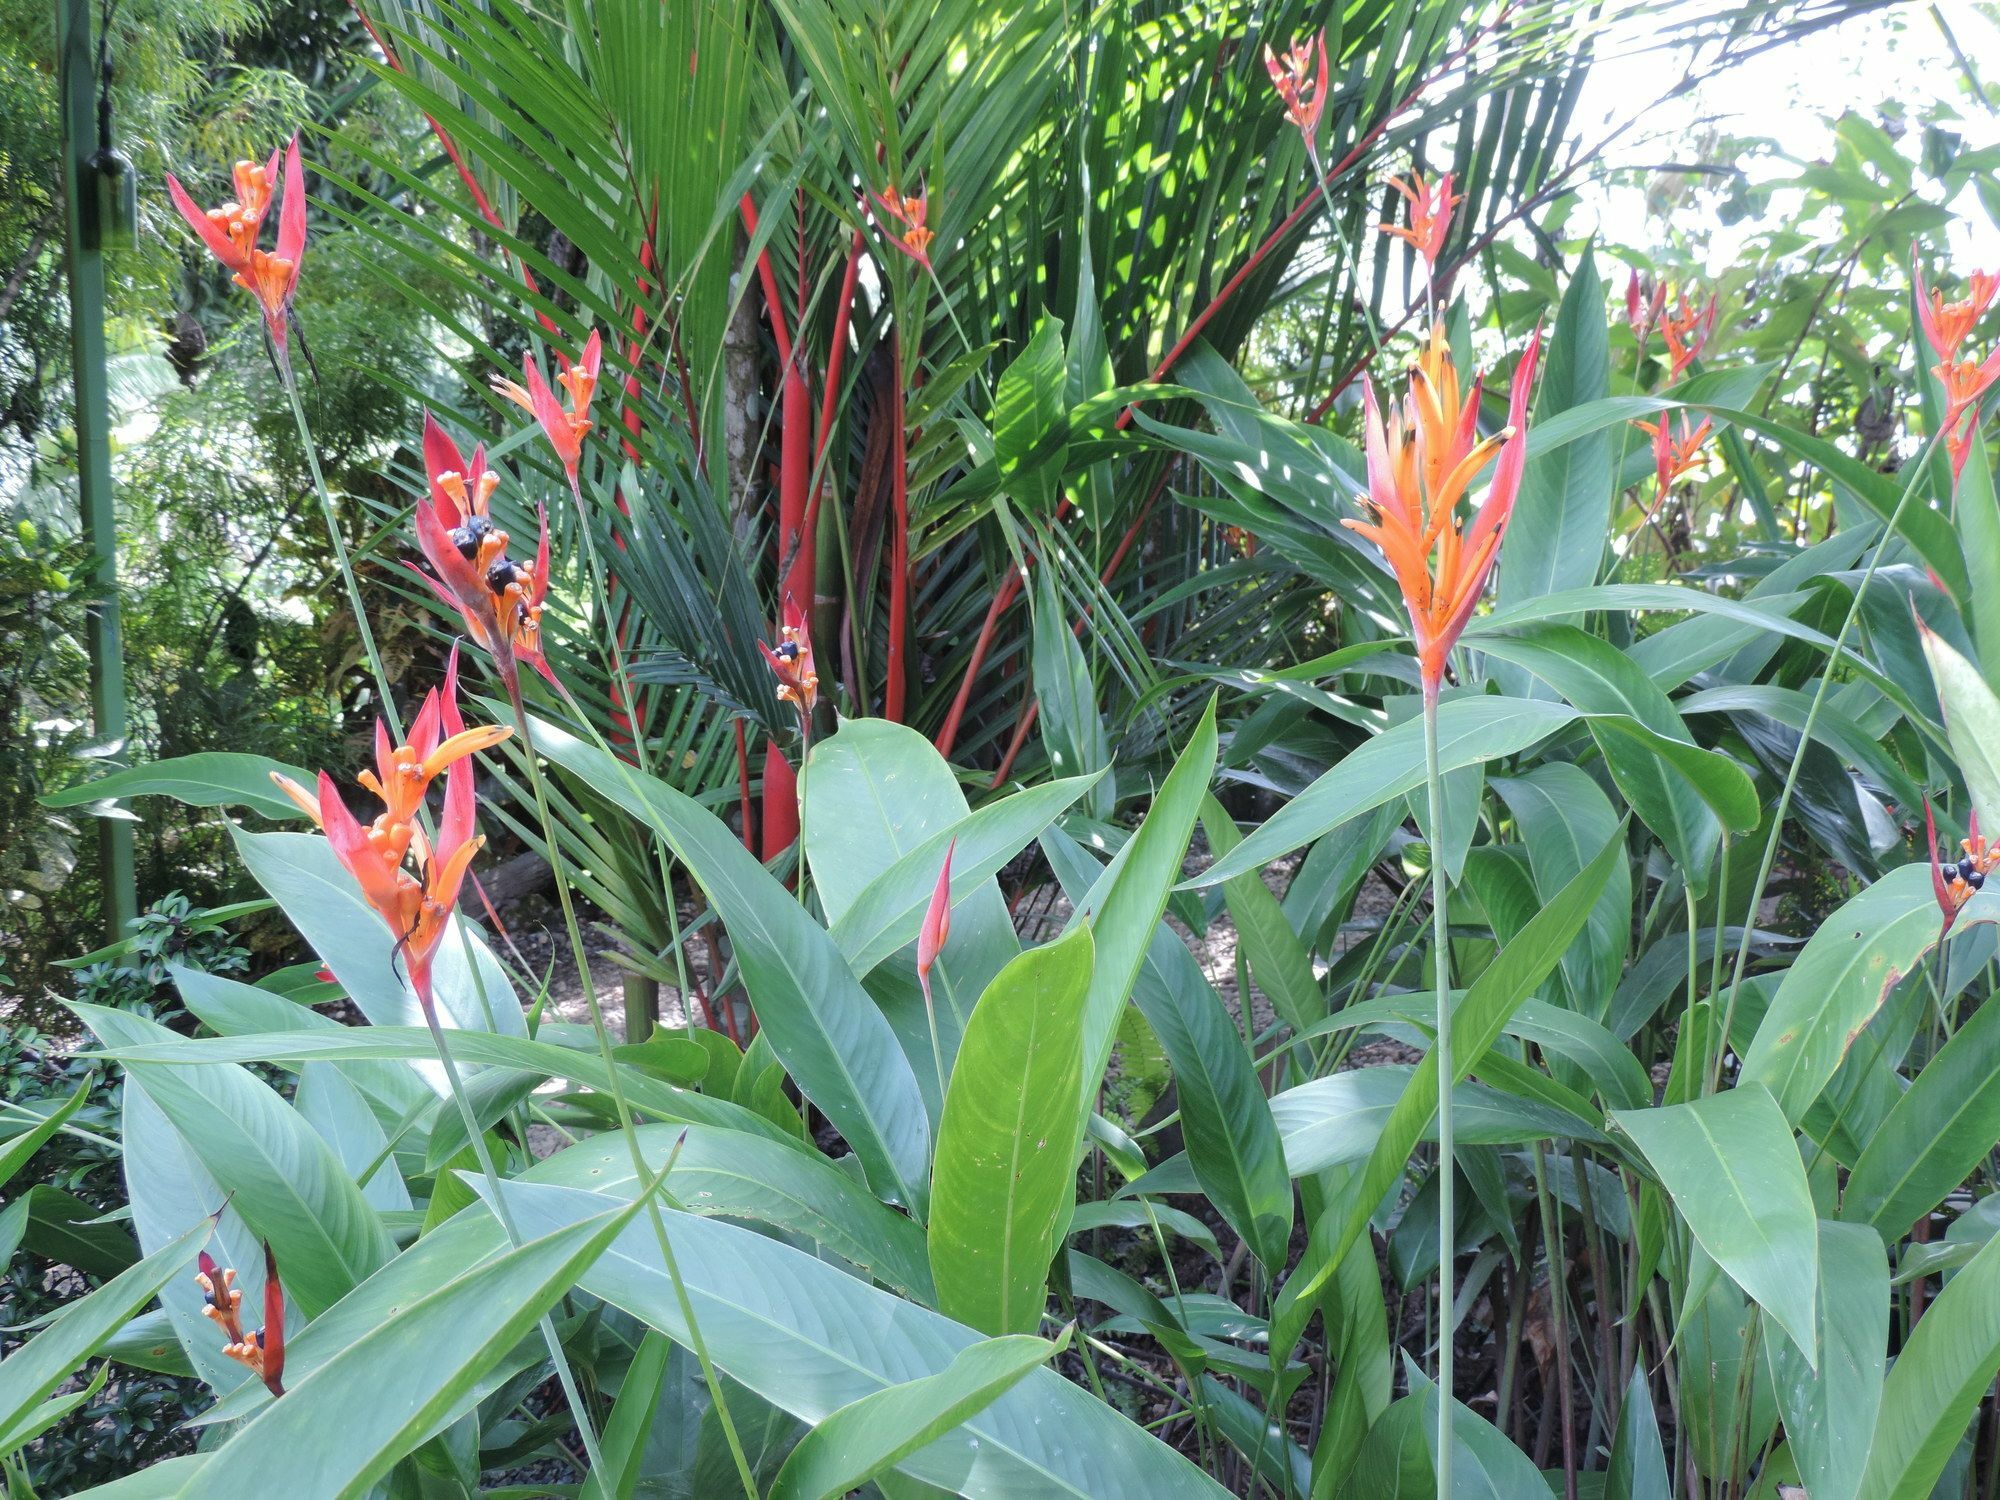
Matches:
[494,330,602,486]
[1380,172,1461,274]
[1632,410,1713,504]
[410,413,559,693]
[759,594,819,730]
[869,185,935,269]
[1915,254,2000,364]
[1660,289,1718,380]
[1342,324,1542,694]
[1263,30,1329,151]
[268,648,509,1011]
[166,137,307,363]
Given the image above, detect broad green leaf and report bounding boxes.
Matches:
[1766,1220,1886,1500]
[0,1361,107,1456]
[1201,796,1323,1033]
[1033,566,1114,816]
[494,1179,1233,1497]
[1740,863,1944,1123]
[187,1197,648,1500]
[1605,1362,1670,1500]
[1497,251,1612,614]
[1611,1085,1819,1362]
[1844,977,2000,1233]
[1070,696,1217,1103]
[1922,624,2000,828]
[1857,1224,2000,1500]
[1045,825,1293,1272]
[930,929,1094,1334]
[77,1005,391,1317]
[40,752,311,820]
[1341,1367,1550,1498]
[1194,696,1579,888]
[580,1331,672,1500]
[528,714,932,1212]
[0,1221,206,1444]
[0,1081,89,1191]
[992,315,1068,510]
[768,1333,1059,1500]
[1492,765,1628,1016]
[1952,428,2000,689]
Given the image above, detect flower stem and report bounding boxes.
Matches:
[1423,677,1453,1500]
[505,684,759,1500]
[278,367,405,742]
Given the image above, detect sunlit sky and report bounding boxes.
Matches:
[1570,0,2000,266]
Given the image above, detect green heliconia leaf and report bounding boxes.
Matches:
[992,314,1069,510]
[1492,764,1629,1017]
[77,1005,392,1318]
[0,1361,107,1457]
[0,1080,90,1192]
[579,1331,672,1500]
[526,713,932,1213]
[1856,1224,2000,1500]
[1921,622,2000,828]
[493,1179,1233,1497]
[1192,696,1579,888]
[184,1196,651,1500]
[1071,696,1217,1103]
[768,1332,1062,1500]
[0,1221,207,1446]
[1270,829,1624,1338]
[1496,250,1612,617]
[1341,1366,1550,1498]
[1766,1220,1887,1500]
[1740,863,1950,1123]
[58,1455,205,1497]
[39,752,312,820]
[1200,796,1322,1034]
[1605,1363,1671,1500]
[930,928,1094,1334]
[1611,1084,1820,1364]
[1951,429,2000,690]
[1843,978,2000,1233]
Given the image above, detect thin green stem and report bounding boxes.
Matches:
[1719,432,1945,1026]
[506,687,760,1500]
[1423,679,1453,1500]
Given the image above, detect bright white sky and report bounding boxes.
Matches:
[1570,0,2000,266]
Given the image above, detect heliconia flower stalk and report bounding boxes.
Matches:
[493,329,602,488]
[270,648,510,1012]
[166,137,307,366]
[1626,270,1664,345]
[196,1244,286,1398]
[1660,289,1718,380]
[411,413,557,695]
[759,594,819,735]
[1926,796,1991,941]
[1342,323,1543,696]
[1380,171,1461,276]
[867,185,935,269]
[1264,30,1329,152]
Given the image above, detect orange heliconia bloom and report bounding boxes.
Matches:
[1626,270,1665,345]
[1343,323,1542,694]
[494,329,602,486]
[166,137,307,363]
[1927,796,1993,940]
[271,650,508,1011]
[1660,289,1718,380]
[1380,172,1461,273]
[1915,256,2000,364]
[1264,30,1329,149]
[1634,410,1713,502]
[869,186,934,269]
[411,414,557,693]
[196,1245,286,1398]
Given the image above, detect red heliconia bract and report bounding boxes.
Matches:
[868,184,935,269]
[917,837,956,1001]
[759,593,819,730]
[1927,795,1992,941]
[1660,289,1718,380]
[494,329,602,486]
[166,137,307,366]
[195,1243,287,1398]
[1380,171,1461,274]
[1263,30,1329,152]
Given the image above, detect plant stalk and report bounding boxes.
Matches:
[1423,678,1453,1500]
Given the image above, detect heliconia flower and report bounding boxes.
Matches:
[1342,323,1542,695]
[916,837,955,1003]
[1626,270,1664,345]
[1936,351,2000,444]
[868,185,934,269]
[166,137,307,363]
[1914,255,2000,364]
[410,413,558,691]
[195,1244,286,1398]
[270,649,508,1011]
[1263,30,1329,150]
[1926,796,1991,940]
[1632,409,1713,502]
[759,594,818,723]
[493,329,602,486]
[1660,289,1718,380]
[1949,403,1983,484]
[1380,172,1461,273]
